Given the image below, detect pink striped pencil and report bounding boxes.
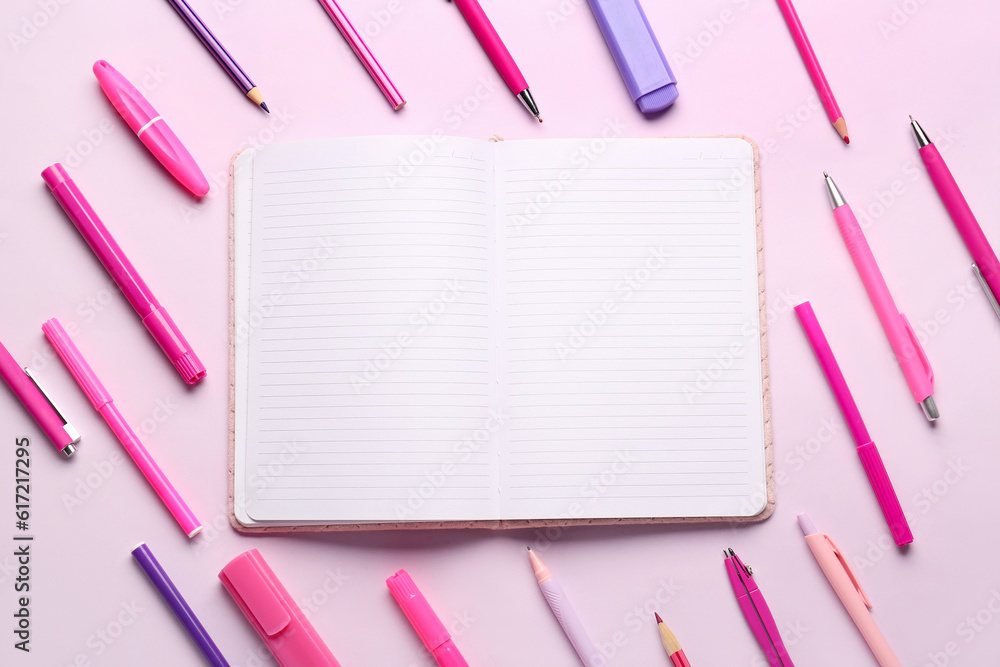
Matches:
[775,0,849,144]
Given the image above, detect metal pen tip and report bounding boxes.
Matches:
[910,116,931,147]
[824,172,846,208]
[920,396,940,421]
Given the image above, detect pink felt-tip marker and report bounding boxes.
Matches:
[42,319,202,538]
[42,164,206,385]
[450,0,541,122]
[798,513,902,666]
[316,0,405,110]
[794,301,913,547]
[824,172,937,421]
[93,60,209,197]
[386,570,468,667]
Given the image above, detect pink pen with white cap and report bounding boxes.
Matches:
[42,164,206,385]
[42,318,201,537]
[386,570,468,667]
[220,549,341,667]
[93,60,209,197]
[528,548,602,667]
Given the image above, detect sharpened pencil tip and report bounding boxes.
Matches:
[261,102,270,113]
[843,135,850,145]
[655,612,663,624]
[526,546,531,551]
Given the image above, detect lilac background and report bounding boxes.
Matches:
[2,0,999,665]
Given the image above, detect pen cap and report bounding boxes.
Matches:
[587,0,678,112]
[93,60,157,132]
[220,550,340,667]
[42,319,112,410]
[386,570,452,652]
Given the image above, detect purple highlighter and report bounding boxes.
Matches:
[587,0,678,113]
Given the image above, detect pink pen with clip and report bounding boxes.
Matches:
[795,301,913,546]
[93,60,209,197]
[724,548,794,667]
[387,570,468,667]
[798,513,902,667]
[42,318,202,538]
[42,164,206,385]
[911,116,1000,321]
[824,172,937,421]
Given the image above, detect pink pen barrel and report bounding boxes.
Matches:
[0,339,74,454]
[832,203,934,406]
[101,404,202,538]
[453,0,528,94]
[857,442,912,546]
[919,143,1000,300]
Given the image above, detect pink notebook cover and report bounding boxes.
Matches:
[226,136,773,533]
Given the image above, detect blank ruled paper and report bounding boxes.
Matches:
[232,136,767,527]
[494,138,766,520]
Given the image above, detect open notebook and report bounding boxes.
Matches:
[229,135,771,531]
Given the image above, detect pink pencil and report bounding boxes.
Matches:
[316,0,405,110]
[775,0,849,144]
[42,319,202,538]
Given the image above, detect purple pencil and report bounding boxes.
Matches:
[132,543,231,667]
[165,0,269,112]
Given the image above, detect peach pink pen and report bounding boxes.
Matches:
[528,548,601,666]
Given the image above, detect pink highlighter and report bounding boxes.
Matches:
[93,60,209,197]
[386,570,468,667]
[220,550,341,667]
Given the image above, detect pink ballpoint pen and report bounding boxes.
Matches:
[724,548,794,667]
[824,172,938,421]
[450,0,541,122]
[911,116,1000,322]
[93,60,209,197]
[794,301,913,547]
[42,319,202,538]
[798,513,903,667]
[527,548,602,667]
[317,0,405,110]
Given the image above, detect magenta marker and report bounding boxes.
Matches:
[586,0,678,113]
[42,164,206,385]
[93,60,209,197]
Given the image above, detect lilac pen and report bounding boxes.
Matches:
[794,301,913,546]
[527,548,602,667]
[132,543,230,666]
[43,319,202,538]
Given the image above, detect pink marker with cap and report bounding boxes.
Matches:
[42,164,206,385]
[794,301,913,546]
[93,60,209,197]
[42,318,201,537]
[220,550,340,667]
[386,570,468,667]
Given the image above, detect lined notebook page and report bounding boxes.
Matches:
[237,137,500,523]
[494,138,767,520]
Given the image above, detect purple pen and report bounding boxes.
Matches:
[586,0,678,112]
[132,543,231,667]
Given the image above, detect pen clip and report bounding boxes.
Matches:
[824,534,871,609]
[899,314,933,384]
[23,367,81,444]
[973,263,1000,322]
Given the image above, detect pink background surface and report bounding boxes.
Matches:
[2,0,999,665]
